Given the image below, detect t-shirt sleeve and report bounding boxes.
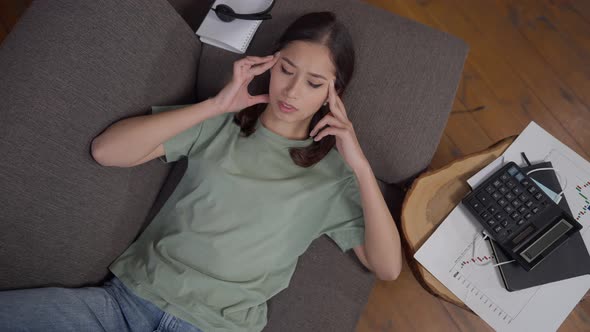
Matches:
[150,104,227,163]
[321,176,366,252]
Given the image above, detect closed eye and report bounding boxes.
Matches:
[280,65,293,76]
[281,65,323,89]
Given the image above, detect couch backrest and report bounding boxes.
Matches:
[195,0,469,185]
[0,0,200,289]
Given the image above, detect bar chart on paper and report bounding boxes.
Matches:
[575,183,590,222]
[544,148,590,226]
[420,206,542,329]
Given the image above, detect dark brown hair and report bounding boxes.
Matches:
[232,11,355,168]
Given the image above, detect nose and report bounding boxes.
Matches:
[284,77,304,100]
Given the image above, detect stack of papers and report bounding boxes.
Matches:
[414,121,590,331]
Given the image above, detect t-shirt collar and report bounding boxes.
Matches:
[255,116,314,147]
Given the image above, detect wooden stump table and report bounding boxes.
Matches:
[400,136,517,310]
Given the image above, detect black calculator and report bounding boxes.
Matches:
[462,161,582,271]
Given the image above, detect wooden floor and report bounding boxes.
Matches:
[358,1,590,331]
[2,0,589,331]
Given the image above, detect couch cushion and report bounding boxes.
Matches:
[194,0,469,186]
[0,0,200,289]
[265,179,405,332]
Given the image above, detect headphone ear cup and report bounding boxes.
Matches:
[215,4,236,22]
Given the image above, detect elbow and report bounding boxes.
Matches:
[377,264,402,281]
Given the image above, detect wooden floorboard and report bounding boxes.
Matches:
[1,0,589,331]
[500,0,590,118]
[447,0,590,157]
[570,0,590,24]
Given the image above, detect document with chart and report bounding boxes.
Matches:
[414,121,590,332]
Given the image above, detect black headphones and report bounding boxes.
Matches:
[210,1,276,23]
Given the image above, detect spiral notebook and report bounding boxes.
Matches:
[195,0,273,54]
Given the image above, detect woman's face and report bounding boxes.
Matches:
[268,41,337,123]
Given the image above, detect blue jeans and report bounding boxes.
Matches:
[0,275,204,332]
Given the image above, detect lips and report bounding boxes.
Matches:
[279,101,298,111]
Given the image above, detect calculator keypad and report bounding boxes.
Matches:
[466,164,548,242]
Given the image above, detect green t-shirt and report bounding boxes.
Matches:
[108,105,365,332]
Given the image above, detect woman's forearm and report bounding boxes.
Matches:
[91,98,221,167]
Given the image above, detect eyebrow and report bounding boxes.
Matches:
[282,57,328,81]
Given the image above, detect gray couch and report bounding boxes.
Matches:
[0,0,468,331]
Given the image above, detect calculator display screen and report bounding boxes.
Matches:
[520,218,572,262]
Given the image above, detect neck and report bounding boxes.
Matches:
[260,104,312,141]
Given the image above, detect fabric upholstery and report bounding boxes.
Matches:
[0,0,201,289]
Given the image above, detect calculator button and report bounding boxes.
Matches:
[500,173,510,182]
[488,206,498,214]
[492,192,502,200]
[487,219,496,226]
[521,179,531,186]
[506,180,516,189]
[511,199,522,208]
[517,219,526,226]
[493,179,502,188]
[517,206,527,213]
[469,199,484,213]
[505,192,516,201]
[498,198,508,207]
[477,193,492,206]
[485,185,495,194]
[494,225,504,233]
[481,211,492,220]
[495,213,505,221]
[507,166,518,176]
[525,200,533,208]
[519,194,529,202]
[524,213,533,219]
[510,212,521,220]
[512,187,523,195]
[499,186,509,194]
[531,207,539,214]
[527,186,538,194]
[534,192,544,200]
[504,205,515,213]
[515,173,525,182]
[501,220,509,227]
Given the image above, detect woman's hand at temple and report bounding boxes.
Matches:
[212,52,280,114]
[309,79,369,174]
